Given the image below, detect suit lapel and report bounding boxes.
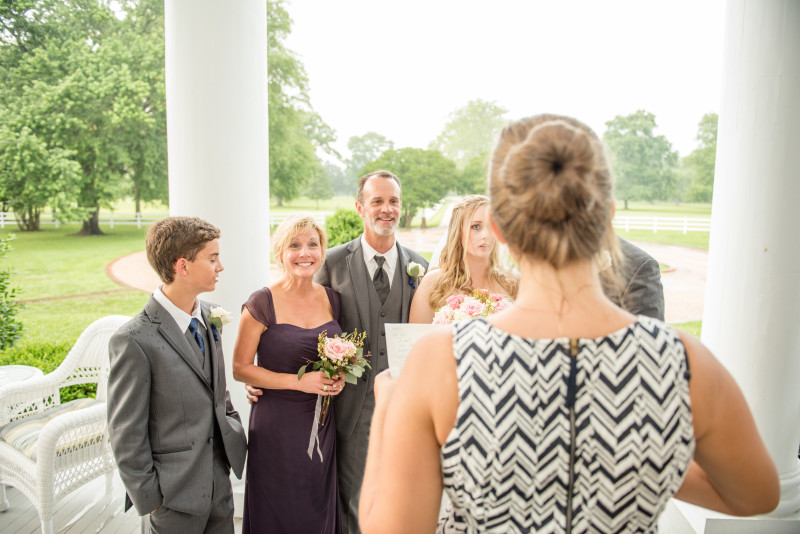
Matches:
[145,297,212,392]
[346,240,371,336]
[201,304,220,392]
[398,244,412,321]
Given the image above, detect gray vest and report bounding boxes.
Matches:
[184,323,212,382]
[366,261,403,378]
[184,323,220,449]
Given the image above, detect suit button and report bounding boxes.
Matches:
[380,332,385,337]
[380,312,386,317]
[380,350,385,356]
[208,437,213,444]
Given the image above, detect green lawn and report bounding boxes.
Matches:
[1,224,150,349]
[0,199,710,354]
[615,201,712,218]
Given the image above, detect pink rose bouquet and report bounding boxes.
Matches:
[432,289,511,325]
[298,330,370,425]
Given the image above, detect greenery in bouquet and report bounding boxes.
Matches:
[298,330,371,425]
[432,288,510,325]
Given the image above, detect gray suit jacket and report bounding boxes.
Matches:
[315,237,428,440]
[605,237,665,321]
[107,297,248,516]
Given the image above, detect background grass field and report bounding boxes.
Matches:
[0,199,707,365]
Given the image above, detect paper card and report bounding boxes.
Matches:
[384,323,440,376]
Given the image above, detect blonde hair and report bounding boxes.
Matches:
[272,214,328,271]
[489,115,620,272]
[429,195,518,310]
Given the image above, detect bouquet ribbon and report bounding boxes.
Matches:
[306,395,324,462]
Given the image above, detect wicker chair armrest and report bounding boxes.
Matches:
[0,375,61,425]
[34,402,109,471]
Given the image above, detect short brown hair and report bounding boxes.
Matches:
[272,214,328,271]
[356,170,401,204]
[146,217,221,284]
[489,114,617,269]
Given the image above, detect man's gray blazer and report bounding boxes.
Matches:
[605,237,665,320]
[107,297,248,516]
[315,236,428,440]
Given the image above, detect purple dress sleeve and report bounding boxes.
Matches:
[243,287,274,328]
[325,287,341,323]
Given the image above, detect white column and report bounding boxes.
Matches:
[164,0,269,513]
[702,0,800,517]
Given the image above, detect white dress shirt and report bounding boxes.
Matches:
[153,285,206,333]
[360,235,398,289]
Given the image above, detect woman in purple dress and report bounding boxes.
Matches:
[233,214,344,534]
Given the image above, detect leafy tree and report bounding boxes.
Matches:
[682,113,718,203]
[345,132,394,189]
[324,162,351,196]
[0,235,22,350]
[366,148,457,227]
[306,168,334,208]
[429,99,507,170]
[0,123,82,230]
[325,208,362,246]
[603,110,678,209]
[0,0,167,233]
[457,153,489,195]
[268,0,336,205]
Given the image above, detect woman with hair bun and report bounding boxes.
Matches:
[409,194,517,324]
[359,115,778,532]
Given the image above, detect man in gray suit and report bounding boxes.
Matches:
[317,170,428,533]
[605,236,665,320]
[108,217,248,534]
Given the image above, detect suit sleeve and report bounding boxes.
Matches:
[107,332,163,515]
[316,254,331,287]
[622,256,665,321]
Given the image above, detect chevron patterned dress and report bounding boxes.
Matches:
[438,317,694,533]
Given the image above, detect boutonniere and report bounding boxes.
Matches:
[208,306,231,341]
[406,262,426,289]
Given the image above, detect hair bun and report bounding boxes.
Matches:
[489,114,615,269]
[502,120,598,224]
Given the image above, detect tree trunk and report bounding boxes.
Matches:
[15,207,40,231]
[624,199,629,210]
[135,184,141,215]
[420,216,427,229]
[77,207,104,236]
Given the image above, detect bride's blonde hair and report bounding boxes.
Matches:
[429,195,518,311]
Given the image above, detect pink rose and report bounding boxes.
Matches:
[460,297,485,317]
[445,294,465,308]
[494,298,510,311]
[433,306,455,325]
[324,337,354,363]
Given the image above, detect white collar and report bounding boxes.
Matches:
[153,285,204,333]
[360,235,398,284]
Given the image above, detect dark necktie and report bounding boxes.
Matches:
[188,317,205,355]
[373,255,389,304]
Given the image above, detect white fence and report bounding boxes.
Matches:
[612,216,712,234]
[0,212,711,234]
[0,212,331,230]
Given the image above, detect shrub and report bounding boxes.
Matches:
[0,234,22,349]
[325,209,363,247]
[0,340,96,401]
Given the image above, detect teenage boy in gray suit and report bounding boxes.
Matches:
[246,170,428,533]
[108,217,247,534]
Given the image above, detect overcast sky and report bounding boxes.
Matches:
[284,0,725,160]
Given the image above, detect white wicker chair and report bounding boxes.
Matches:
[0,315,130,534]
